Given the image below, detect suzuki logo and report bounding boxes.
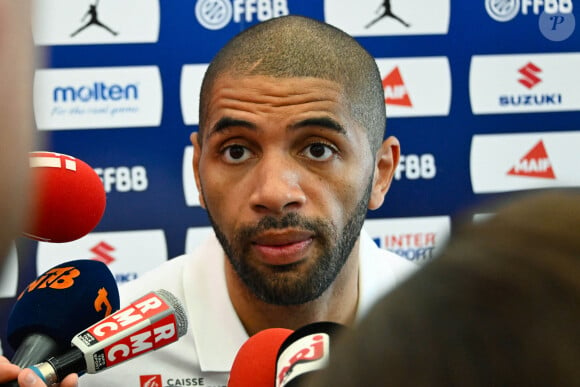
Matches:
[518,62,542,89]
[91,241,116,265]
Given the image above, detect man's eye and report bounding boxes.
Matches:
[303,143,336,161]
[222,144,251,163]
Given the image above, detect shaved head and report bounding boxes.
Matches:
[199,15,386,153]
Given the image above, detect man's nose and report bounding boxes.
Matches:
[248,153,306,215]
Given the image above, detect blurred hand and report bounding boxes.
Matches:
[0,356,79,387]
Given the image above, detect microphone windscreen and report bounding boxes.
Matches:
[7,259,120,352]
[275,322,346,387]
[24,151,106,243]
[228,328,293,387]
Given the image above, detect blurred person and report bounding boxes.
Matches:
[307,190,580,386]
[79,15,415,386]
[0,2,78,386]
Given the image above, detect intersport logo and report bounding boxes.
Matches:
[364,216,451,264]
[470,131,580,193]
[324,0,450,37]
[34,66,163,130]
[32,0,160,45]
[469,53,580,114]
[37,230,168,284]
[376,57,451,117]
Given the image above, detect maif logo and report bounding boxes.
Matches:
[195,0,289,30]
[37,230,168,284]
[364,216,451,264]
[323,0,449,37]
[507,140,556,179]
[383,67,412,107]
[33,66,163,130]
[376,57,451,117]
[470,131,580,193]
[518,62,542,89]
[469,53,580,114]
[32,0,160,45]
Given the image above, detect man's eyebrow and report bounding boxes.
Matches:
[289,117,347,135]
[208,117,257,138]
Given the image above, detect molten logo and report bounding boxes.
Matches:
[507,140,555,179]
[140,375,162,387]
[91,241,116,265]
[518,62,542,89]
[382,67,412,107]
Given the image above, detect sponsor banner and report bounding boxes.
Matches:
[469,52,580,114]
[180,64,208,126]
[182,146,202,207]
[376,57,451,117]
[194,0,290,30]
[34,66,163,130]
[470,131,580,193]
[32,0,160,45]
[185,226,214,254]
[37,230,168,284]
[0,244,18,298]
[324,0,450,36]
[364,216,451,264]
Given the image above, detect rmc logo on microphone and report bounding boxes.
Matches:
[74,292,179,372]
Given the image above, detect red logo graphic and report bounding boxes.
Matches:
[91,241,116,265]
[507,140,555,179]
[518,62,542,89]
[140,375,162,387]
[382,67,412,107]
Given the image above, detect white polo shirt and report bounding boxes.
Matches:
[79,229,416,387]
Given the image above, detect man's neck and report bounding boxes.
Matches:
[224,242,360,336]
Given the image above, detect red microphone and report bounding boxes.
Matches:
[24,151,106,243]
[228,328,294,387]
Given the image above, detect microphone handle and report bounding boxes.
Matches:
[10,334,60,367]
[0,334,60,387]
[29,347,85,387]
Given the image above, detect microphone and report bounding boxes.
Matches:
[275,322,346,387]
[2,259,119,387]
[28,289,188,386]
[228,328,294,387]
[23,151,106,243]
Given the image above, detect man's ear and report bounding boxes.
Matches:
[368,136,400,210]
[190,132,206,209]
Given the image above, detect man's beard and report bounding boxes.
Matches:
[204,180,372,306]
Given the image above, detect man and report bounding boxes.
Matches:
[80,15,415,386]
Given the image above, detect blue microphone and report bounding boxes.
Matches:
[5,259,119,374]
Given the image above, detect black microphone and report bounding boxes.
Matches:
[2,259,119,387]
[275,322,346,387]
[28,289,188,386]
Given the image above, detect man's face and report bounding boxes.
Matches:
[193,74,379,305]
